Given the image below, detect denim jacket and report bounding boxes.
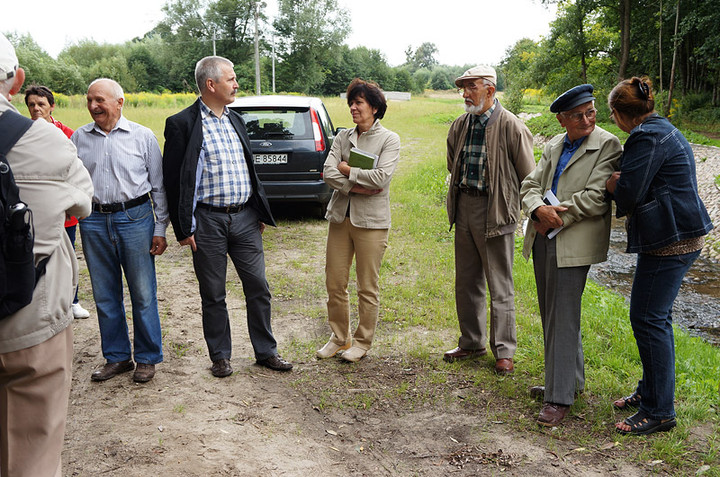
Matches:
[614,114,713,253]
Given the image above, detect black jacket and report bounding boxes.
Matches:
[162,99,275,242]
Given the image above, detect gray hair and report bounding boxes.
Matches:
[88,78,124,101]
[195,56,234,93]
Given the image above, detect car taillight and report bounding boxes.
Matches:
[310,108,325,152]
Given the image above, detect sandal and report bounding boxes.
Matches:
[613,391,641,410]
[616,411,677,436]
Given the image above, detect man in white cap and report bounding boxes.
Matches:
[0,33,93,476]
[443,65,535,375]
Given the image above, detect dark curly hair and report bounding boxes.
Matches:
[24,84,55,106]
[346,78,387,120]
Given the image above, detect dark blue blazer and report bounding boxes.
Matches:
[162,99,275,242]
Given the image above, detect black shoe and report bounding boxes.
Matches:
[211,358,233,378]
[256,355,293,371]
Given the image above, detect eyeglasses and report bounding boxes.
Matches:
[562,108,597,122]
[457,82,485,95]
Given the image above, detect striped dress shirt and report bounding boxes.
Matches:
[196,100,252,207]
[72,116,169,237]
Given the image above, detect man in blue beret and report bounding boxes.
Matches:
[520,84,621,426]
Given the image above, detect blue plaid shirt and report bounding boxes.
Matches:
[196,100,252,206]
[460,104,495,191]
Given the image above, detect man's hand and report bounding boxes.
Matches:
[350,184,382,195]
[150,236,167,256]
[259,222,266,234]
[533,205,567,229]
[179,235,197,252]
[337,161,351,177]
[606,171,621,194]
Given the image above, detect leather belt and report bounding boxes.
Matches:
[93,193,150,213]
[458,187,488,197]
[196,202,246,213]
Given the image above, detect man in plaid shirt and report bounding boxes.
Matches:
[163,56,293,377]
[443,65,535,375]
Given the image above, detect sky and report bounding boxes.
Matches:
[1,0,557,67]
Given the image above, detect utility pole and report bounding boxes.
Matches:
[272,35,276,93]
[212,31,216,56]
[254,1,261,95]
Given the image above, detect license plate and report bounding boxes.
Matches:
[253,153,288,164]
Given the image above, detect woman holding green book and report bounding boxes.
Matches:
[317,78,401,362]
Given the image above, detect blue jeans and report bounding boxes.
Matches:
[79,201,163,365]
[630,250,700,420]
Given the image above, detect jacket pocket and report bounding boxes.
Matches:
[632,186,677,248]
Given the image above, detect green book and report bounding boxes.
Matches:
[348,147,379,169]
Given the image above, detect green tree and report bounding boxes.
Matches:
[273,0,350,94]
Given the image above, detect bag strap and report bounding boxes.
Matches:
[0,110,34,206]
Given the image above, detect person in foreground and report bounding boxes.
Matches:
[72,78,169,383]
[317,78,401,363]
[24,84,91,319]
[606,77,713,436]
[521,84,621,427]
[0,33,93,476]
[163,56,292,376]
[443,65,535,375]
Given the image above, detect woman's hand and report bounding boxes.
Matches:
[606,171,621,194]
[337,161,351,177]
[350,184,382,195]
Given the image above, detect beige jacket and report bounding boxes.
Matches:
[323,120,400,228]
[446,101,535,237]
[0,97,93,353]
[520,126,621,267]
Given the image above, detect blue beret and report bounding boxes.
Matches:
[550,84,595,113]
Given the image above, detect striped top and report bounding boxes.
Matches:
[72,116,169,237]
[461,104,494,192]
[196,100,252,207]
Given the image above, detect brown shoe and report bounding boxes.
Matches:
[443,347,487,363]
[537,402,570,427]
[256,354,293,372]
[91,360,134,381]
[211,359,233,378]
[133,363,156,383]
[494,358,514,375]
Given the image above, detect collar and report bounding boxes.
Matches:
[199,98,228,119]
[92,115,130,134]
[563,133,586,150]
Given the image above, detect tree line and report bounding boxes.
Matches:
[4,0,719,117]
[499,0,720,118]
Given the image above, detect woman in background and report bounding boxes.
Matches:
[606,77,713,435]
[317,78,400,362]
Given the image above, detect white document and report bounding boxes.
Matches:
[542,190,564,239]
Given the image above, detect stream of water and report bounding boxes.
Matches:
[588,218,720,345]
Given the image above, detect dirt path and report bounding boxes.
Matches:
[62,210,651,476]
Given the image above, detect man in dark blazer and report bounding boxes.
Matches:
[163,55,292,377]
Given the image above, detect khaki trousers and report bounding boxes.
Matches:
[454,193,517,359]
[325,219,389,350]
[0,326,73,477]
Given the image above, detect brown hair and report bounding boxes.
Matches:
[24,84,55,106]
[608,76,655,119]
[346,78,387,120]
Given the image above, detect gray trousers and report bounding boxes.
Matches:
[532,233,589,406]
[192,206,277,362]
[454,193,517,359]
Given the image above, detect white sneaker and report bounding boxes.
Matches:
[72,303,90,319]
[340,346,367,363]
[316,340,351,359]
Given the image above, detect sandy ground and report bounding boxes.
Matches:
[62,213,658,477]
[62,143,719,477]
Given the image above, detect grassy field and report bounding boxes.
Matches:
[14,92,720,474]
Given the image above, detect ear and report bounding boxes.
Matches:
[8,67,25,96]
[117,97,124,108]
[556,113,566,128]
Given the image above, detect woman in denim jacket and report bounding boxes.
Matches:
[606,77,713,436]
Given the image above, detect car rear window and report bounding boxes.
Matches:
[238,109,312,140]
